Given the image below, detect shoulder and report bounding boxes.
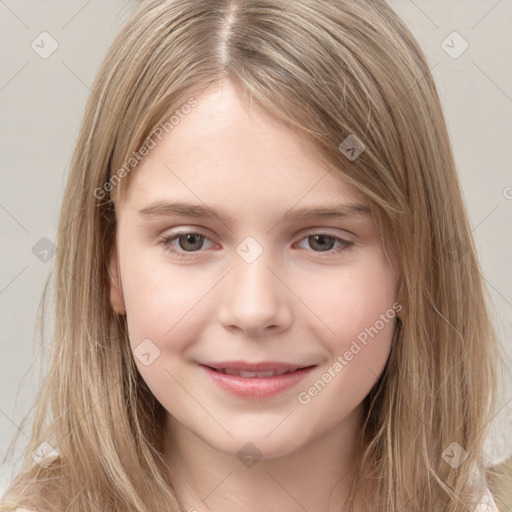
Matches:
[486,457,512,512]
[474,485,500,512]
[0,499,38,512]
[1,509,38,512]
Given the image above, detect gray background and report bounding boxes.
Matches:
[1,0,511,496]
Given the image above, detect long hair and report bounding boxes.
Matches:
[487,456,512,511]
[1,0,502,510]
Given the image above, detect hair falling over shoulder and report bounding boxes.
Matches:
[1,0,505,511]
[487,456,512,512]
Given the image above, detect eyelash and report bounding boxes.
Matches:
[159,230,354,260]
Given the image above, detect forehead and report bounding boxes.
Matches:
[120,78,366,215]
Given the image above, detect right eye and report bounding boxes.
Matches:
[160,231,216,259]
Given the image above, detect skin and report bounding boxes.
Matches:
[109,77,401,511]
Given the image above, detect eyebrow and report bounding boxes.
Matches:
[138,200,370,223]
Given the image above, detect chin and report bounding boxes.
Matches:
[206,429,307,461]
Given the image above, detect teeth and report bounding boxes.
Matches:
[218,368,293,377]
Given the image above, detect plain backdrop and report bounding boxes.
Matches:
[1,0,511,496]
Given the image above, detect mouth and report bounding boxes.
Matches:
[209,367,310,379]
[199,362,317,399]
[200,360,315,377]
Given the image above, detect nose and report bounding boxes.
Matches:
[216,250,293,338]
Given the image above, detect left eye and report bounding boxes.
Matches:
[160,231,353,259]
[296,234,352,253]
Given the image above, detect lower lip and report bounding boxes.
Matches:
[200,365,316,399]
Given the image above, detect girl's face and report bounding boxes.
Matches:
[109,78,401,459]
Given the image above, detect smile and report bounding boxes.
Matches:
[210,368,296,377]
[200,363,316,399]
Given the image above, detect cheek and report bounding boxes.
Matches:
[120,256,214,403]
[296,262,398,418]
[304,257,398,348]
[120,250,214,353]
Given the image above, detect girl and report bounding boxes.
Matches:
[0,0,505,510]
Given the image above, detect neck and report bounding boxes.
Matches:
[163,405,371,512]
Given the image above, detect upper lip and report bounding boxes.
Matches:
[201,361,313,372]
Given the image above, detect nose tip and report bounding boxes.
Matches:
[216,254,293,337]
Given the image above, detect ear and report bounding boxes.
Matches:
[108,242,126,315]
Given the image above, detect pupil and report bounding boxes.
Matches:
[310,234,334,251]
[180,234,203,251]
